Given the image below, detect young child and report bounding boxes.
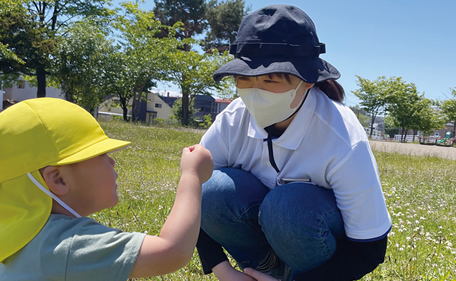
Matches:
[0,98,213,280]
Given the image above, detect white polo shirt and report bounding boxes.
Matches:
[201,87,391,241]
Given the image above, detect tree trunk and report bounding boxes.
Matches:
[402,128,408,143]
[182,91,190,126]
[36,65,46,98]
[120,96,129,122]
[369,114,376,138]
[132,91,140,122]
[453,123,455,140]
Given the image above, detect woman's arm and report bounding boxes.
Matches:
[295,236,388,281]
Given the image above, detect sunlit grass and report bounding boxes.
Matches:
[98,120,456,280]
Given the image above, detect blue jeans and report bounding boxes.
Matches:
[201,168,346,278]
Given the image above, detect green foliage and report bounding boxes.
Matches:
[163,47,232,125]
[353,76,445,141]
[0,43,23,65]
[171,98,199,126]
[154,0,209,42]
[440,88,456,138]
[349,105,370,127]
[98,121,456,280]
[352,76,390,138]
[202,0,248,52]
[111,2,179,121]
[0,0,113,97]
[51,19,114,112]
[153,0,242,125]
[383,77,444,142]
[0,1,53,75]
[199,113,212,129]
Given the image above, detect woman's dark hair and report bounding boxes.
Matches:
[273,73,345,103]
[235,73,345,103]
[315,80,345,103]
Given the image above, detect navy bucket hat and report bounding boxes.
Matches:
[213,5,340,83]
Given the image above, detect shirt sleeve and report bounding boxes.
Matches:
[295,236,388,281]
[65,219,146,281]
[328,140,391,240]
[200,115,230,169]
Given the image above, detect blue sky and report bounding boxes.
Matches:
[115,0,456,106]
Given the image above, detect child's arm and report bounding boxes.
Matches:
[129,144,213,278]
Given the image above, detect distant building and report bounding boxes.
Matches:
[1,77,63,103]
[431,123,454,138]
[0,89,4,111]
[98,92,173,123]
[160,93,232,122]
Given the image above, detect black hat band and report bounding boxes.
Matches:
[229,42,326,58]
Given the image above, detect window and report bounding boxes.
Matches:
[155,103,162,108]
[18,81,26,89]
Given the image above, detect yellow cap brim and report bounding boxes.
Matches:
[53,138,131,166]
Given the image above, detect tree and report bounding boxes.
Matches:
[0,42,24,89]
[352,76,389,138]
[154,0,208,51]
[51,19,114,112]
[383,77,441,142]
[164,47,232,125]
[111,2,178,121]
[171,97,199,126]
[407,98,445,141]
[440,88,456,138]
[202,0,248,52]
[153,0,245,125]
[0,0,112,97]
[0,0,53,88]
[349,105,370,128]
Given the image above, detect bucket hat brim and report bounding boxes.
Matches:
[213,55,340,83]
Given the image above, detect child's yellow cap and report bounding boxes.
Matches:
[0,98,130,262]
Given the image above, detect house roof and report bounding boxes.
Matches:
[215,99,231,104]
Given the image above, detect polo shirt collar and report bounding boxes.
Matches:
[247,87,318,150]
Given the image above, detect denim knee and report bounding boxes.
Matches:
[259,183,345,273]
[201,168,270,223]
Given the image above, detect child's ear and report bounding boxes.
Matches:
[41,166,69,196]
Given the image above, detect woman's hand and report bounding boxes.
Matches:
[244,268,280,281]
[213,261,256,281]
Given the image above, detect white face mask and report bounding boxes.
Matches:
[238,80,305,128]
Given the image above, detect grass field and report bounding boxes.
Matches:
[98,120,456,281]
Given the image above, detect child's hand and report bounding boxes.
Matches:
[244,268,279,281]
[181,144,213,183]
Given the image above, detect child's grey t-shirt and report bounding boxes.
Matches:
[0,214,146,281]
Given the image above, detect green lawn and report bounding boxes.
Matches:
[98,120,456,280]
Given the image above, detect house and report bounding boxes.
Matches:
[1,77,63,104]
[161,94,231,122]
[0,89,4,111]
[215,98,231,113]
[364,117,386,140]
[98,92,173,123]
[365,123,386,140]
[431,123,454,138]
